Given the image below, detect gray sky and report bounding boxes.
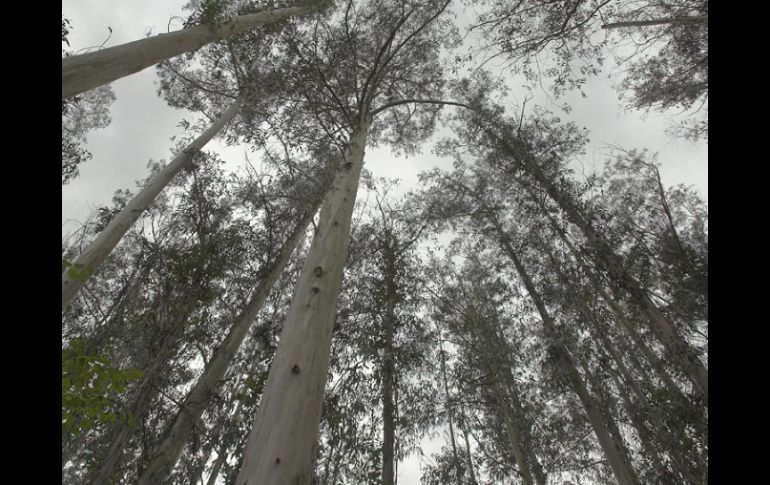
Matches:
[63,1,707,483]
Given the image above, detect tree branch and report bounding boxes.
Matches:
[370,98,468,117]
[602,15,708,29]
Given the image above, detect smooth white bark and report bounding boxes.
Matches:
[62,101,240,311]
[135,196,323,485]
[62,4,319,98]
[235,119,370,485]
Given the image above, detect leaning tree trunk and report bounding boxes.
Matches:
[484,209,641,485]
[62,101,240,311]
[458,405,479,485]
[495,383,536,485]
[436,325,465,484]
[135,196,323,485]
[550,218,689,402]
[84,282,202,485]
[85,352,171,485]
[234,117,370,485]
[512,151,707,403]
[464,304,544,485]
[61,3,324,98]
[479,121,708,403]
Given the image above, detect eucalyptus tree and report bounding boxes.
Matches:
[62,17,115,184]
[420,116,708,481]
[296,183,440,484]
[535,228,706,485]
[587,150,708,331]
[135,150,337,485]
[66,154,253,484]
[439,86,708,404]
[421,165,643,485]
[223,1,465,482]
[335,187,434,485]
[429,252,548,485]
[61,103,242,311]
[61,0,323,310]
[63,152,310,484]
[470,0,708,138]
[61,0,331,99]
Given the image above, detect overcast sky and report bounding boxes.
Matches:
[62,1,707,483]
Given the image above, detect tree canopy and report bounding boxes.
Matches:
[62,1,707,484]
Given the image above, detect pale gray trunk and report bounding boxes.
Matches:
[437,330,464,483]
[62,101,240,311]
[458,406,478,485]
[494,384,535,485]
[135,198,322,485]
[552,221,687,400]
[85,359,165,485]
[62,4,320,98]
[520,175,708,403]
[490,128,708,402]
[464,305,543,485]
[235,119,370,485]
[484,209,640,485]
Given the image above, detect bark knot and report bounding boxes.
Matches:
[291,364,301,374]
[314,266,323,277]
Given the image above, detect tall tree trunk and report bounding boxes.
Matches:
[62,101,240,311]
[458,405,478,485]
[62,3,323,98]
[494,383,535,485]
[85,284,200,484]
[135,197,323,485]
[235,117,370,485]
[464,305,545,485]
[381,238,396,485]
[548,218,688,401]
[484,209,641,485]
[205,441,229,485]
[437,326,464,484]
[484,124,708,403]
[85,356,168,485]
[581,360,639,485]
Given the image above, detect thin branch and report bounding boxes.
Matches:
[602,15,708,29]
[370,98,468,117]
